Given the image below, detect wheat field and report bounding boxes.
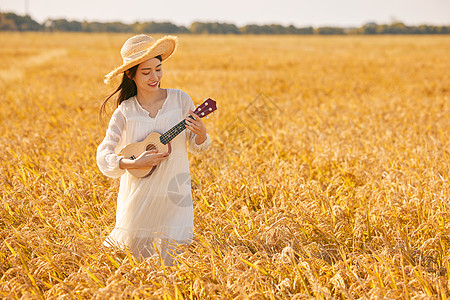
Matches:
[0,33,449,299]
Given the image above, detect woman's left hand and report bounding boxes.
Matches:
[185,110,207,145]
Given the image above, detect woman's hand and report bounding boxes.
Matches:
[119,150,169,170]
[185,110,207,144]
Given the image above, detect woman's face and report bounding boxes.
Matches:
[133,57,163,92]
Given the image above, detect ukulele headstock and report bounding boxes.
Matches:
[194,98,217,118]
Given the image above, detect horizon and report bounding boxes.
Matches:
[1,0,449,28]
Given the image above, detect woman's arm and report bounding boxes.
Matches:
[119,150,169,170]
[185,110,207,144]
[180,90,211,154]
[96,108,127,178]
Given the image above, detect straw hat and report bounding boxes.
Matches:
[104,34,178,84]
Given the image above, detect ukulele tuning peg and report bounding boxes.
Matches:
[205,102,209,106]
[209,108,212,111]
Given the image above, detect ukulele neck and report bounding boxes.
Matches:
[159,115,195,145]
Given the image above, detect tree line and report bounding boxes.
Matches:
[1,12,449,35]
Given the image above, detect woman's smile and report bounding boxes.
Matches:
[148,81,159,87]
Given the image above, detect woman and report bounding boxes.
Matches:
[97,34,210,265]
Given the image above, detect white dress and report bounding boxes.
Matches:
[97,89,210,263]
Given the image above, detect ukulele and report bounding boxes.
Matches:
[119,98,217,178]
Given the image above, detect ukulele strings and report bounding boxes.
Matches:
[159,115,196,145]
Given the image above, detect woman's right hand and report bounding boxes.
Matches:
[134,150,169,168]
[119,150,169,170]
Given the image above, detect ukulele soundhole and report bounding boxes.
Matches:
[146,144,157,151]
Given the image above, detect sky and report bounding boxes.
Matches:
[1,0,449,27]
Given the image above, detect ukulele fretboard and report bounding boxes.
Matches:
[159,115,195,145]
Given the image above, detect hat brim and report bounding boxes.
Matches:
[104,35,178,84]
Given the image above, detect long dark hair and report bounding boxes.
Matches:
[99,55,162,119]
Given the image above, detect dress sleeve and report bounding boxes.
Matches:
[96,108,127,178]
[181,91,211,155]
